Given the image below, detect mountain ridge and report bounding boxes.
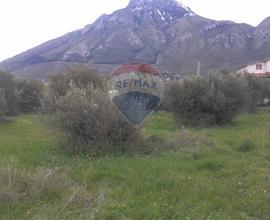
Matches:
[1,0,270,80]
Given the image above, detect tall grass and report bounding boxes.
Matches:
[0,113,270,219]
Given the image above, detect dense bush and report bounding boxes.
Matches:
[0,70,19,116]
[168,74,253,127]
[43,66,106,113]
[156,82,171,112]
[51,83,143,155]
[0,89,8,119]
[244,75,270,108]
[17,80,44,113]
[48,66,105,97]
[0,69,44,120]
[17,67,143,155]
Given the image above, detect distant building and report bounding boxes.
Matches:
[237,58,270,77]
[161,73,182,81]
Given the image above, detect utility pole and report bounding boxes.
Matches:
[196,61,201,77]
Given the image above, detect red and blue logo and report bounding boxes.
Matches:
[109,62,164,126]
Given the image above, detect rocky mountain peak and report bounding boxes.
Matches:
[128,0,194,21]
[128,0,187,8]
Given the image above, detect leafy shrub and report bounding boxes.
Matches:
[17,80,44,113]
[0,89,8,119]
[48,66,105,97]
[244,75,270,108]
[43,66,105,113]
[156,82,171,112]
[51,84,143,155]
[0,70,19,115]
[0,69,45,120]
[168,74,252,127]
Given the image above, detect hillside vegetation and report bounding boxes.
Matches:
[0,112,270,219]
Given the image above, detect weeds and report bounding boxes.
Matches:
[238,139,255,152]
[144,130,215,156]
[0,164,103,219]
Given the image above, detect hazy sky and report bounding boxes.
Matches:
[0,0,269,61]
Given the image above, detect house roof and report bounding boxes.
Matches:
[238,57,270,70]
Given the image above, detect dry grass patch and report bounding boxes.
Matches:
[0,164,105,219]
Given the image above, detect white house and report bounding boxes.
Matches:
[237,58,270,77]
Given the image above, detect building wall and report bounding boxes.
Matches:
[237,60,270,76]
[266,60,270,73]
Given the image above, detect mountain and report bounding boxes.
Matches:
[1,0,270,80]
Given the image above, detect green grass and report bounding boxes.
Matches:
[0,113,270,219]
[144,112,177,138]
[0,115,57,167]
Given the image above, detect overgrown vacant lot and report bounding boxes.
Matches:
[0,113,270,219]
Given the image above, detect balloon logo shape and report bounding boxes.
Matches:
[109,62,165,126]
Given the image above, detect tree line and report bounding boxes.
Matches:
[1,67,270,155]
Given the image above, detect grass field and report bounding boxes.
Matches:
[0,113,270,219]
